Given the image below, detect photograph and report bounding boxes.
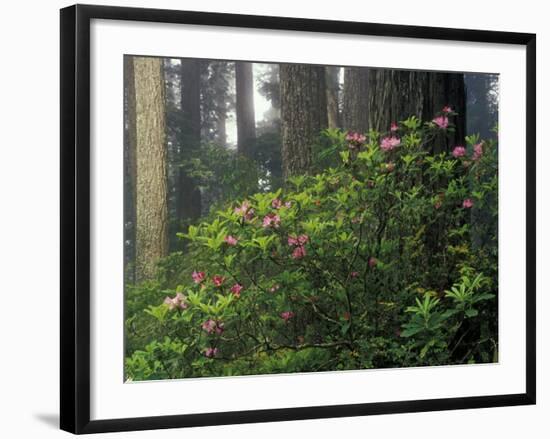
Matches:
[123,56,500,381]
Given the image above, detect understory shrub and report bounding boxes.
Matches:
[126,111,498,380]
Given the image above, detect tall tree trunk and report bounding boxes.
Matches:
[326,66,340,129]
[280,64,328,179]
[235,62,256,157]
[124,56,137,281]
[367,69,466,152]
[343,67,369,133]
[217,109,227,147]
[133,57,169,280]
[177,59,202,223]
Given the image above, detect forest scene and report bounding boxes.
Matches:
[124,55,499,381]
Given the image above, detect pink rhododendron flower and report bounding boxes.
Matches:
[288,234,309,246]
[192,271,206,284]
[202,319,217,334]
[346,131,367,149]
[212,275,225,287]
[215,322,225,335]
[204,347,218,358]
[202,319,224,335]
[452,146,466,158]
[234,200,249,216]
[262,213,281,228]
[163,292,188,310]
[230,283,243,298]
[368,257,378,268]
[462,198,474,209]
[390,122,399,132]
[235,201,255,221]
[224,235,238,246]
[284,201,292,208]
[350,271,359,278]
[472,143,483,161]
[380,136,401,151]
[442,105,452,113]
[433,116,449,129]
[271,198,283,209]
[280,311,295,322]
[292,246,307,259]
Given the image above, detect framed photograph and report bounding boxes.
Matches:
[60,4,536,434]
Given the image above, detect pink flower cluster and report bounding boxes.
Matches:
[230,283,243,298]
[202,319,224,335]
[224,235,238,246]
[192,271,206,284]
[380,136,401,152]
[204,347,218,358]
[288,234,308,259]
[280,311,295,322]
[262,213,281,228]
[346,131,367,149]
[472,143,483,161]
[452,142,483,161]
[234,200,255,221]
[212,275,225,287]
[452,146,466,158]
[462,198,474,209]
[433,115,449,129]
[442,105,453,113]
[390,122,399,132]
[163,292,188,311]
[288,234,309,246]
[271,198,292,209]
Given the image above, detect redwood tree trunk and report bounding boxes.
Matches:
[235,62,256,157]
[343,67,369,133]
[124,56,137,280]
[133,57,169,280]
[326,66,340,129]
[367,69,466,152]
[178,59,202,222]
[280,64,328,179]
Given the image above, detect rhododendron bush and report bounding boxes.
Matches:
[125,114,498,380]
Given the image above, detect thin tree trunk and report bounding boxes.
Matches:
[343,67,369,133]
[326,66,340,129]
[235,62,256,158]
[177,59,202,222]
[280,64,328,179]
[124,56,137,281]
[133,57,169,280]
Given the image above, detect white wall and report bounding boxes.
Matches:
[0,0,546,437]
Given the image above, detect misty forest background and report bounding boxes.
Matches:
[124,58,497,280]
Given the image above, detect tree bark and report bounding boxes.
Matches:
[280,64,328,179]
[366,69,466,152]
[133,57,169,280]
[343,67,369,133]
[326,66,340,129]
[124,56,137,280]
[177,59,202,222]
[235,62,256,157]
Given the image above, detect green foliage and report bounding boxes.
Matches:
[126,117,498,380]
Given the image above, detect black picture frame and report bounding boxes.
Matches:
[60,4,536,434]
